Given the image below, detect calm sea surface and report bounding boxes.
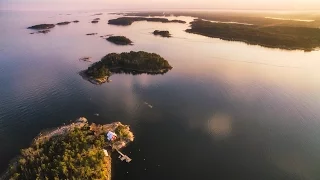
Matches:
[1,10,320,180]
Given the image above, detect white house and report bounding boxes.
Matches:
[107,131,117,141]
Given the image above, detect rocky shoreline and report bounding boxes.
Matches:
[79,70,109,85]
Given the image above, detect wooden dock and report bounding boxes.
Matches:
[115,149,132,163]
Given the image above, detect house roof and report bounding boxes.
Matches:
[107,131,117,140]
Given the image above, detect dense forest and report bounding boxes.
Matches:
[5,120,134,180]
[186,19,320,51]
[106,36,133,45]
[85,51,172,79]
[8,125,110,180]
[108,17,186,26]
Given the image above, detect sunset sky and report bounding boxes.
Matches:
[1,0,320,11]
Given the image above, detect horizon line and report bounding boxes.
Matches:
[2,7,320,12]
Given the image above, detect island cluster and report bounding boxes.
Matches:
[15,10,320,179]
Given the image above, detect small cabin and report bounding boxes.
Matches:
[106,131,117,141]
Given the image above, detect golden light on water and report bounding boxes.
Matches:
[208,114,232,138]
[264,17,315,22]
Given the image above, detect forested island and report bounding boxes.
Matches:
[106,36,133,45]
[56,22,71,25]
[186,19,320,51]
[2,118,134,180]
[27,24,55,30]
[91,18,100,23]
[82,51,172,85]
[108,17,186,26]
[153,30,171,37]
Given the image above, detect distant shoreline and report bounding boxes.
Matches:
[186,19,319,51]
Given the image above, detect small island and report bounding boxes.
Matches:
[91,20,99,23]
[86,33,98,36]
[73,20,79,23]
[153,30,171,37]
[106,36,133,45]
[79,57,92,62]
[30,30,51,34]
[108,17,186,26]
[171,20,187,23]
[38,30,50,34]
[56,21,71,25]
[93,13,103,16]
[186,19,320,51]
[81,51,172,85]
[3,117,134,180]
[27,24,55,30]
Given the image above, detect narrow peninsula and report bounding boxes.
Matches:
[106,36,133,45]
[3,117,134,180]
[81,51,172,85]
[108,17,186,26]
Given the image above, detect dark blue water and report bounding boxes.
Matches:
[1,10,320,180]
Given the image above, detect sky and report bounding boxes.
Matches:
[1,0,320,11]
